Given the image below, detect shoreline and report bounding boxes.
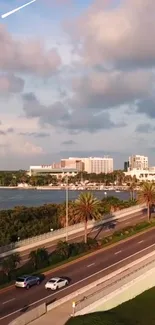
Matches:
[0,186,130,191]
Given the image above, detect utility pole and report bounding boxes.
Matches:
[66,174,69,241]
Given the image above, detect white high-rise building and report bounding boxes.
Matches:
[82,157,113,174]
[129,155,148,171]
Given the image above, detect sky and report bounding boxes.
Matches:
[0,0,155,170]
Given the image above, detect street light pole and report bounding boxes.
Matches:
[66,174,69,241]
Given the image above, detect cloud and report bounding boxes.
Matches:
[136,98,155,118]
[19,131,50,138]
[61,140,76,145]
[71,69,152,111]
[0,74,24,93]
[0,127,14,135]
[135,123,155,133]
[0,139,44,156]
[68,0,155,69]
[22,92,126,133]
[0,23,61,76]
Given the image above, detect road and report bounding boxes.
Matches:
[1,222,155,324]
[18,210,147,264]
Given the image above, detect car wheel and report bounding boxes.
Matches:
[37,280,40,285]
[26,284,30,290]
[55,285,58,290]
[65,281,68,286]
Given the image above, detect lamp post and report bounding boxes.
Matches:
[66,174,69,241]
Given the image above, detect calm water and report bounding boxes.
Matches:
[0,189,131,210]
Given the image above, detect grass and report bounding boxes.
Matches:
[1,217,155,291]
[65,286,155,325]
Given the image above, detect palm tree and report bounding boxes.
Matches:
[74,192,101,244]
[138,182,155,222]
[129,181,136,201]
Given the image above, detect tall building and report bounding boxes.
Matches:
[60,158,84,172]
[124,161,129,172]
[82,157,113,174]
[60,156,113,174]
[129,155,148,171]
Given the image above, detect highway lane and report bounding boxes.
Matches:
[19,210,147,264]
[1,225,155,324]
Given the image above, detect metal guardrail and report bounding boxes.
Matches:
[0,204,146,254]
[75,252,155,313]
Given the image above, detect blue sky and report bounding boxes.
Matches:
[0,0,154,169]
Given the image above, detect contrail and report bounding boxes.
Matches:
[1,0,37,19]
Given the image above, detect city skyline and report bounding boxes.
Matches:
[0,0,155,169]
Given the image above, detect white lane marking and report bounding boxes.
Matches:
[138,240,144,244]
[87,263,95,268]
[1,242,155,321]
[124,222,130,225]
[115,250,122,255]
[2,298,15,305]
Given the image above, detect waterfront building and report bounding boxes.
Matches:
[124,168,155,181]
[29,165,78,178]
[60,158,84,172]
[124,161,129,172]
[128,155,148,171]
[82,157,113,174]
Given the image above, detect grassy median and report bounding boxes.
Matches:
[65,286,155,325]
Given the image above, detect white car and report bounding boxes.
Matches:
[45,277,69,290]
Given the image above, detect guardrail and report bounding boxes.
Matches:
[9,303,46,325]
[75,254,155,313]
[0,204,146,254]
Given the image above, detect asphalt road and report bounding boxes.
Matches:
[1,221,155,324]
[19,210,147,264]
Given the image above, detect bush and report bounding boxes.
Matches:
[134,222,149,231]
[87,237,99,249]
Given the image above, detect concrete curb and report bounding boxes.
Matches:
[0,224,154,295]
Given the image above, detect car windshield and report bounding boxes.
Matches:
[16,277,25,282]
[49,279,57,283]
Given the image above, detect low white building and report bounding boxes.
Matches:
[29,165,78,178]
[125,169,155,181]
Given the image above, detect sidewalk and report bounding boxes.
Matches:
[29,254,155,325]
[29,300,72,325]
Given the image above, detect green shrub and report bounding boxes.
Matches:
[87,237,99,249]
[134,222,149,231]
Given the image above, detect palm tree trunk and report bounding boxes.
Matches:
[147,203,151,222]
[84,218,87,244]
[130,191,133,200]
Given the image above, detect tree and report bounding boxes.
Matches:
[74,192,101,244]
[138,182,155,222]
[58,201,76,228]
[29,248,49,269]
[56,240,70,258]
[1,253,21,280]
[129,181,137,201]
